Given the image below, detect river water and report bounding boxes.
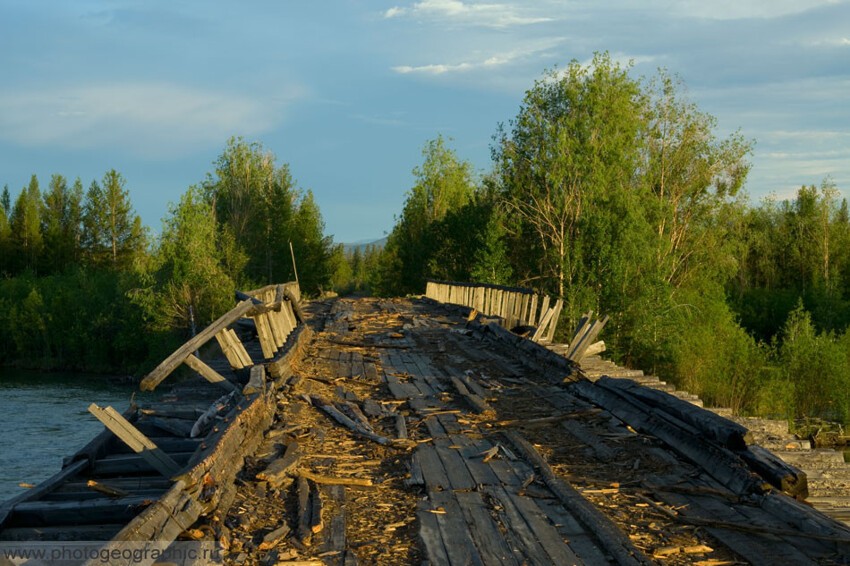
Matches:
[0,371,150,503]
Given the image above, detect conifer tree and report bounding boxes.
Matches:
[10,175,44,273]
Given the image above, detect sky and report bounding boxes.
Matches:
[0,1,848,244]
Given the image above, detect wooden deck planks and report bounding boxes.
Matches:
[428,490,484,566]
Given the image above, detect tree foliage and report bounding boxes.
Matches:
[203,137,333,294]
[0,139,339,373]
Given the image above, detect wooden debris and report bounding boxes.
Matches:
[307,394,394,446]
[395,413,408,440]
[500,430,651,565]
[653,544,713,558]
[258,524,291,551]
[297,475,313,546]
[86,480,129,498]
[140,298,254,390]
[256,440,301,489]
[299,471,373,487]
[449,375,495,417]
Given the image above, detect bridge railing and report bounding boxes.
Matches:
[425,279,562,342]
[139,282,302,391]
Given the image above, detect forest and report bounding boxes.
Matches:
[0,137,336,372]
[2,53,849,429]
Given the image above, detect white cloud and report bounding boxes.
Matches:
[392,38,564,75]
[0,82,300,157]
[383,0,551,28]
[806,36,850,46]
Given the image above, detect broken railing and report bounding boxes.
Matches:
[425,279,562,342]
[139,282,303,391]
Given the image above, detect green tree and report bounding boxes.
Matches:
[41,174,84,273]
[470,205,513,285]
[102,169,145,268]
[289,190,333,293]
[10,176,44,273]
[383,135,476,294]
[0,186,10,275]
[777,303,850,423]
[1,185,10,217]
[642,71,752,292]
[494,53,648,333]
[82,171,144,269]
[142,187,237,332]
[204,137,289,283]
[201,138,337,294]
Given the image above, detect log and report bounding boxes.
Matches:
[740,445,808,499]
[216,329,248,370]
[597,377,751,450]
[140,299,255,390]
[229,329,254,367]
[253,312,278,359]
[571,380,767,496]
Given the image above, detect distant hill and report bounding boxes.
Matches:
[342,237,387,254]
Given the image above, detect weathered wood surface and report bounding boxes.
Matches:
[7,292,850,565]
[87,403,182,477]
[140,298,255,391]
[0,282,309,557]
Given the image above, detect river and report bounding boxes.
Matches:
[0,370,152,503]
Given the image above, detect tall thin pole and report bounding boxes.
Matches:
[289,241,300,288]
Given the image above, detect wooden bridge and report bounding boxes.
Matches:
[2,281,850,565]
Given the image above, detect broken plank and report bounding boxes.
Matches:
[297,475,313,546]
[449,375,495,417]
[256,440,301,489]
[396,413,408,440]
[88,404,181,478]
[415,444,451,492]
[140,299,254,390]
[308,394,394,446]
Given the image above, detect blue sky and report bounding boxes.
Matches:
[0,1,848,243]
